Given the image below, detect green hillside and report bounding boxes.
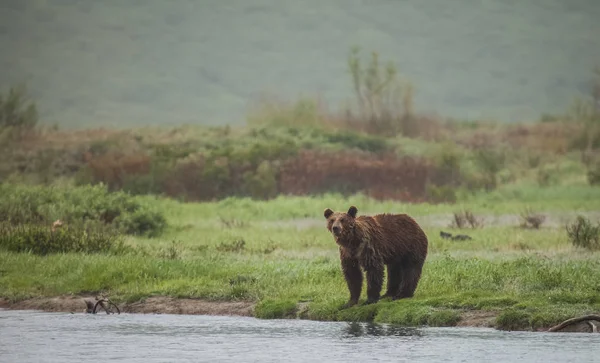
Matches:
[1,0,599,128]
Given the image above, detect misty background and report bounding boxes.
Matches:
[1,0,599,128]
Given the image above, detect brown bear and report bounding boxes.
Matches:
[323,206,428,307]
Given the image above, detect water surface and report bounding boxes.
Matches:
[1,309,599,362]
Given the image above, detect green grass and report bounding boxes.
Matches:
[152,182,600,225]
[1,185,599,331]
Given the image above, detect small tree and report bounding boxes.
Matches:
[347,46,414,135]
[570,66,600,166]
[566,216,600,251]
[0,85,38,129]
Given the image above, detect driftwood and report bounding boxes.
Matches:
[83,297,121,315]
[547,315,600,333]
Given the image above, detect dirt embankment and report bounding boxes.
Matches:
[0,295,255,316]
[0,295,498,331]
[0,295,495,327]
[2,295,597,334]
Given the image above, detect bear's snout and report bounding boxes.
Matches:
[332,225,341,236]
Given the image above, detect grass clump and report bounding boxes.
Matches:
[566,215,600,250]
[495,309,531,331]
[426,310,462,327]
[254,299,297,319]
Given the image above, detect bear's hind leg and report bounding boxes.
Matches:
[382,263,402,299]
[364,262,384,305]
[394,263,423,300]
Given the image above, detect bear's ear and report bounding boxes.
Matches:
[324,208,334,219]
[347,206,358,218]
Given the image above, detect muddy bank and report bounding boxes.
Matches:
[0,295,494,326]
[2,295,596,333]
[0,295,255,317]
[0,295,500,330]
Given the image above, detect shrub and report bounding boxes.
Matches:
[536,167,559,187]
[472,149,506,191]
[323,130,389,153]
[216,239,246,253]
[346,47,416,136]
[0,183,167,236]
[0,85,38,130]
[519,208,546,229]
[83,151,152,191]
[430,142,463,187]
[587,162,600,186]
[425,184,457,204]
[279,150,433,202]
[566,216,600,250]
[0,222,124,255]
[451,210,484,229]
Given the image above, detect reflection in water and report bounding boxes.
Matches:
[344,322,423,338]
[1,309,600,363]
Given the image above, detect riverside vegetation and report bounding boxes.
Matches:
[1,50,600,331]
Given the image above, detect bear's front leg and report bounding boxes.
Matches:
[363,261,384,305]
[340,257,362,308]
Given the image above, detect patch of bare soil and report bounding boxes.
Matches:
[0,295,255,316]
[457,310,497,328]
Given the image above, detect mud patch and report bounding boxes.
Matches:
[0,295,255,316]
[457,310,497,328]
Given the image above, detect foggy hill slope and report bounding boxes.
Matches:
[1,0,599,128]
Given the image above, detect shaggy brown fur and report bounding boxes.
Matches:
[324,206,428,308]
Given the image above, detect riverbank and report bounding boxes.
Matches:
[3,294,595,333]
[0,295,501,330]
[0,295,255,317]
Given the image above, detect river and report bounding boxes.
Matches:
[1,309,599,362]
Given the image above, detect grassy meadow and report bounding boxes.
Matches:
[1,50,600,331]
[1,178,600,331]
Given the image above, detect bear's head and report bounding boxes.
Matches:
[323,206,358,240]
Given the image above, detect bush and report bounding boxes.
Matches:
[587,162,600,185]
[0,183,167,237]
[451,210,484,229]
[425,184,457,204]
[0,85,38,130]
[566,216,600,251]
[346,47,414,136]
[323,131,389,153]
[472,149,506,191]
[0,222,124,255]
[279,150,433,202]
[519,208,546,229]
